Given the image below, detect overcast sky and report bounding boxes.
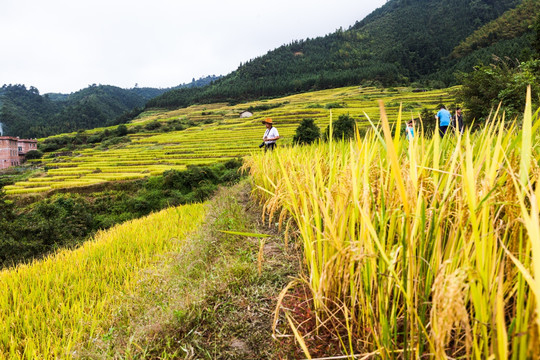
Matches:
[0,0,387,94]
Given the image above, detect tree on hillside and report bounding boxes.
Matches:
[115,124,128,137]
[457,58,540,122]
[534,13,540,56]
[324,114,357,141]
[293,118,321,145]
[418,107,437,135]
[25,150,43,160]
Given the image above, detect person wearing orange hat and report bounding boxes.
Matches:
[261,118,279,151]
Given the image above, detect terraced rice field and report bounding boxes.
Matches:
[5,86,455,194]
[0,203,206,359]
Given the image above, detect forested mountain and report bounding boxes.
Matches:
[148,0,530,109]
[430,0,540,83]
[0,85,147,138]
[450,0,539,59]
[0,75,220,138]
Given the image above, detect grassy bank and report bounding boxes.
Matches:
[76,181,299,359]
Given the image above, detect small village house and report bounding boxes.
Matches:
[239,111,253,118]
[0,136,38,170]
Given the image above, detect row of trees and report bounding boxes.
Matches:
[292,115,358,145]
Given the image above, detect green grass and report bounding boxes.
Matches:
[74,181,299,359]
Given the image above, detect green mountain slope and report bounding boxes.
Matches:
[428,0,539,87]
[0,85,147,138]
[450,0,539,59]
[147,0,522,109]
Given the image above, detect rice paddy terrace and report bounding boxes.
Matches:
[5,86,455,194]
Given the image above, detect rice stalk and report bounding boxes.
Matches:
[245,92,540,357]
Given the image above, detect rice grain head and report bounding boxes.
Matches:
[430,265,472,358]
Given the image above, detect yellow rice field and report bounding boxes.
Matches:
[245,90,540,358]
[0,203,206,359]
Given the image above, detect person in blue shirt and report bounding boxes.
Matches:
[436,105,451,137]
[406,120,414,141]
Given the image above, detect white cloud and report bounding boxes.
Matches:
[0,0,387,93]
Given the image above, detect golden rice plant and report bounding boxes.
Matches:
[0,203,205,360]
[245,89,540,358]
[4,186,51,194]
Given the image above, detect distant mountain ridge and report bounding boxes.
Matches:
[0,75,220,138]
[147,0,527,109]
